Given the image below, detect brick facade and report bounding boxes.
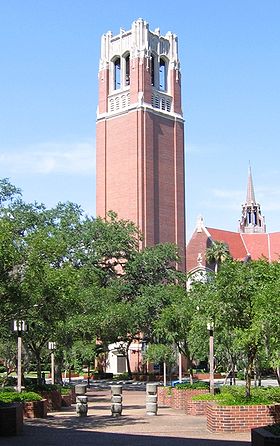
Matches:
[207,402,280,433]
[96,19,186,270]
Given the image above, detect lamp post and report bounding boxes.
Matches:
[48,342,56,385]
[13,320,28,392]
[178,343,182,383]
[207,322,214,395]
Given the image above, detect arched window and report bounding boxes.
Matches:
[159,58,167,91]
[125,54,130,86]
[151,55,155,86]
[114,57,121,90]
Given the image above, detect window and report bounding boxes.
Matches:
[114,57,121,90]
[125,54,130,86]
[151,55,155,86]
[159,58,167,91]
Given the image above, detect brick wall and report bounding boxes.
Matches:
[207,402,280,432]
[186,399,208,416]
[158,387,209,410]
[172,388,209,410]
[157,387,172,407]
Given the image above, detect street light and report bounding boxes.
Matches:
[13,320,28,392]
[48,342,56,385]
[207,322,214,395]
[178,342,183,383]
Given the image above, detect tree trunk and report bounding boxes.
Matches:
[245,346,257,399]
[275,366,280,386]
[35,353,42,385]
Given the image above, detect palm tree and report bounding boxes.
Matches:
[205,241,231,274]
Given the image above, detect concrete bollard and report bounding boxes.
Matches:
[146,383,158,416]
[76,395,88,417]
[75,384,87,395]
[110,385,122,417]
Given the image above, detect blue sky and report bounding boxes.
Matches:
[1,1,280,239]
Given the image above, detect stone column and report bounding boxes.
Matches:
[146,383,158,415]
[75,384,87,395]
[110,385,122,417]
[76,395,88,417]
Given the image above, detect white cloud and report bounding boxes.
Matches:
[211,188,244,201]
[0,141,95,175]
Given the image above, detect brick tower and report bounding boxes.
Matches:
[96,18,186,268]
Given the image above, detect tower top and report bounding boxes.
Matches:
[97,18,183,119]
[99,18,180,72]
[239,165,266,234]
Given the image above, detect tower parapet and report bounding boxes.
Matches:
[97,18,182,119]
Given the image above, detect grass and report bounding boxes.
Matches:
[191,385,280,406]
[174,382,209,390]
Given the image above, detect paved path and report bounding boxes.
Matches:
[2,388,251,446]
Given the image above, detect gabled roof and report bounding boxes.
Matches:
[186,217,280,273]
[207,227,247,260]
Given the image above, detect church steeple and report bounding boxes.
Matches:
[239,166,266,234]
[246,164,256,204]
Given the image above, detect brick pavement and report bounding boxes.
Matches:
[1,388,251,446]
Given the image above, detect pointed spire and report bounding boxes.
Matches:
[239,164,266,234]
[246,163,256,204]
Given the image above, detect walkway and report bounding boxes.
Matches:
[3,388,251,446]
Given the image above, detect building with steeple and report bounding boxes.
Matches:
[239,165,266,234]
[186,167,280,275]
[96,18,186,270]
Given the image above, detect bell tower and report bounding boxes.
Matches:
[96,19,186,269]
[239,166,266,234]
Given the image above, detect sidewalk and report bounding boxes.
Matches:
[3,388,251,446]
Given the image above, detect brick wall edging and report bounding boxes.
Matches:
[157,386,209,410]
[207,402,280,433]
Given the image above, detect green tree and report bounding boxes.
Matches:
[205,240,231,273]
[200,259,280,397]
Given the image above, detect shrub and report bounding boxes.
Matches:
[192,393,217,402]
[59,385,74,395]
[175,382,209,390]
[192,385,280,406]
[113,372,130,380]
[0,391,42,404]
[26,383,59,392]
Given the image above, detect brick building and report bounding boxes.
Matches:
[96,18,186,270]
[96,19,186,374]
[186,167,280,277]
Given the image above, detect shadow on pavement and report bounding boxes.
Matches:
[1,424,251,446]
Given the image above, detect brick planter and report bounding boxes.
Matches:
[23,399,48,418]
[207,402,280,433]
[158,387,209,410]
[186,398,208,416]
[251,427,280,445]
[172,388,209,410]
[0,403,23,436]
[40,390,62,411]
[157,387,172,407]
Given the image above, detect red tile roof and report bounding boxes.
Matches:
[207,228,280,262]
[206,228,247,260]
